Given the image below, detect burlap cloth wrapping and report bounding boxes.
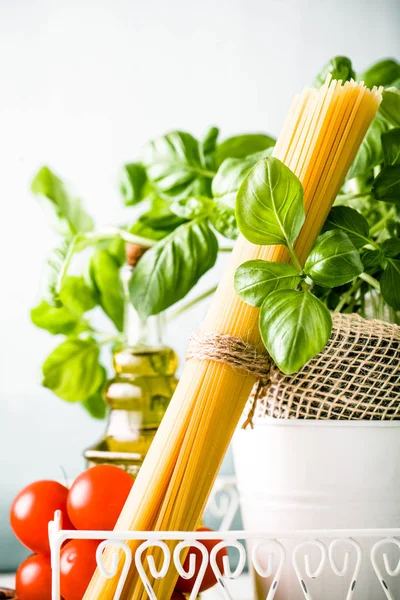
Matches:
[188,312,400,422]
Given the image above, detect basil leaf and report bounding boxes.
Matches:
[360,59,400,89]
[170,196,213,220]
[149,195,186,220]
[216,134,275,167]
[216,149,275,195]
[211,154,265,239]
[141,131,211,200]
[31,301,80,335]
[381,238,400,258]
[90,250,124,331]
[362,249,382,271]
[130,220,218,318]
[107,236,127,266]
[381,259,400,309]
[260,289,332,374]
[201,126,219,170]
[212,156,258,205]
[130,220,172,241]
[119,163,148,206]
[42,338,104,402]
[81,372,107,419]
[305,230,363,287]
[313,56,355,88]
[131,197,187,241]
[379,88,400,128]
[347,115,390,180]
[372,165,400,204]
[382,128,400,166]
[59,276,97,314]
[210,198,239,240]
[82,392,107,419]
[31,167,93,235]
[236,157,305,246]
[235,260,301,307]
[247,147,275,161]
[388,214,400,238]
[323,206,370,248]
[42,239,72,307]
[140,209,187,230]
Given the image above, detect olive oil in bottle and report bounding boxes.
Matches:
[85,244,179,477]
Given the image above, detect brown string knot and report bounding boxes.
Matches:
[186,331,272,428]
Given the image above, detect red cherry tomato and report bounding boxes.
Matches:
[60,539,100,600]
[16,554,52,600]
[175,527,228,594]
[67,465,133,530]
[10,480,74,554]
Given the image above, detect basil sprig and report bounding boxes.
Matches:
[30,54,400,414]
[235,157,363,374]
[314,57,400,322]
[29,133,275,416]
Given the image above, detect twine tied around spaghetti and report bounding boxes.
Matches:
[186,313,400,424]
[186,331,272,429]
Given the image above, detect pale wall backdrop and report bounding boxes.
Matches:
[1,0,399,569]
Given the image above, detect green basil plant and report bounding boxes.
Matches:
[31,55,400,411]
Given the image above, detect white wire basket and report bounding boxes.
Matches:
[48,477,400,600]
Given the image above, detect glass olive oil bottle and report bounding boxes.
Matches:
[85,244,178,477]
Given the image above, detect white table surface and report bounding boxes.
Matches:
[0,575,15,590]
[0,573,254,599]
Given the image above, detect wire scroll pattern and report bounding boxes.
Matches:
[48,479,400,599]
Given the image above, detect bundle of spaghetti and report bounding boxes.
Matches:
[84,78,382,600]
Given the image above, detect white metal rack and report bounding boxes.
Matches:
[48,478,400,600]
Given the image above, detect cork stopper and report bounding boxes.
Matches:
[126,243,149,267]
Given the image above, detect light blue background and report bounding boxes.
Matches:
[1,0,399,571]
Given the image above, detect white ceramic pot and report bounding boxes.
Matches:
[232,419,400,599]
